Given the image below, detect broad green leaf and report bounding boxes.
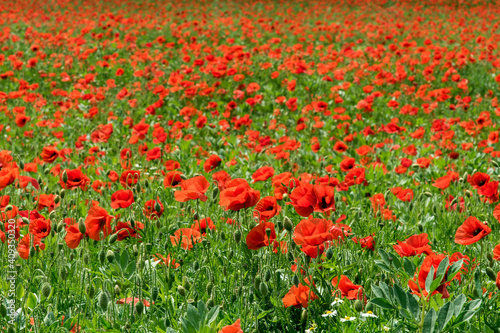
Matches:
[423,308,437,333]
[393,284,407,309]
[436,301,454,332]
[425,266,435,293]
[408,292,421,320]
[26,292,37,309]
[453,294,466,317]
[446,260,463,283]
[369,297,394,310]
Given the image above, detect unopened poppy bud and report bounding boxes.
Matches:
[206,282,214,295]
[109,233,118,244]
[417,223,423,232]
[130,218,136,229]
[54,195,60,204]
[60,266,68,280]
[264,270,271,282]
[183,279,191,291]
[301,309,308,323]
[0,303,7,317]
[254,276,261,291]
[424,192,432,197]
[487,252,494,263]
[4,205,13,212]
[265,228,271,238]
[19,160,24,170]
[154,201,161,213]
[177,285,186,297]
[212,187,219,199]
[144,179,150,188]
[259,282,269,297]
[59,189,65,198]
[180,174,188,180]
[22,216,30,225]
[283,216,293,232]
[87,284,96,299]
[326,247,334,260]
[30,246,36,258]
[114,284,121,296]
[193,260,200,271]
[293,275,300,287]
[41,282,51,298]
[62,170,68,183]
[106,250,115,263]
[354,300,363,312]
[99,291,109,311]
[151,286,159,302]
[276,220,283,230]
[487,267,497,281]
[234,230,242,243]
[492,160,499,168]
[465,190,472,197]
[135,301,144,315]
[57,221,65,233]
[83,253,90,265]
[365,302,374,312]
[99,249,106,264]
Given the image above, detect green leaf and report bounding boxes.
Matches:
[451,299,482,328]
[474,270,482,297]
[423,308,437,333]
[378,249,391,267]
[425,265,435,293]
[26,293,37,310]
[436,301,454,332]
[206,305,220,325]
[379,282,393,301]
[369,297,394,310]
[408,292,421,320]
[453,294,466,317]
[446,260,463,283]
[393,284,407,309]
[435,257,449,278]
[404,257,415,276]
[186,304,201,330]
[119,250,129,271]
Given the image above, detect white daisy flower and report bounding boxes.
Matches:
[321,310,338,317]
[331,297,344,306]
[360,311,378,318]
[340,316,356,322]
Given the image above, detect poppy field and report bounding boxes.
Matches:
[2,0,500,332]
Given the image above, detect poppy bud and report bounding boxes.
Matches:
[276,220,283,231]
[265,228,271,238]
[487,267,497,281]
[29,246,36,258]
[293,275,300,287]
[99,291,109,311]
[220,231,226,241]
[19,160,24,170]
[254,276,261,291]
[193,260,200,271]
[144,179,150,188]
[212,187,219,200]
[264,270,271,282]
[487,252,494,264]
[137,256,144,270]
[183,279,191,291]
[207,298,215,308]
[109,233,118,244]
[206,282,214,295]
[259,282,269,297]
[151,286,159,302]
[4,205,13,212]
[177,285,186,297]
[114,285,121,296]
[465,190,472,197]
[99,249,106,265]
[135,301,144,315]
[87,284,96,299]
[354,300,363,312]
[492,160,499,168]
[284,216,293,232]
[424,192,432,197]
[106,250,115,263]
[365,302,374,312]
[234,230,242,243]
[326,247,334,260]
[62,170,68,183]
[22,216,30,225]
[41,282,51,298]
[154,201,161,213]
[301,309,308,323]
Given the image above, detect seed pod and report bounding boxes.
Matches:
[99,291,109,311]
[135,301,144,315]
[301,309,308,323]
[487,252,494,263]
[234,230,242,243]
[41,282,51,298]
[284,216,293,232]
[193,260,200,271]
[365,302,374,312]
[264,270,271,282]
[114,285,121,296]
[179,285,190,298]
[486,267,497,281]
[151,286,159,302]
[99,249,106,264]
[109,233,118,244]
[354,300,363,312]
[259,282,269,297]
[62,170,68,183]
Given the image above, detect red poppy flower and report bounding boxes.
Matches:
[312,185,335,215]
[332,275,363,300]
[114,221,144,241]
[65,223,87,249]
[288,181,316,217]
[174,176,210,202]
[340,157,356,172]
[494,244,500,261]
[468,172,490,189]
[143,197,164,218]
[110,190,134,209]
[204,154,222,172]
[40,146,59,163]
[393,233,433,257]
[253,196,281,222]
[246,222,276,250]
[116,298,151,307]
[282,278,318,308]
[85,205,114,241]
[252,166,275,182]
[212,170,231,191]
[218,319,243,333]
[37,194,59,212]
[352,234,375,251]
[433,175,453,189]
[191,217,216,235]
[17,234,45,260]
[60,168,90,190]
[272,172,298,200]
[455,216,491,245]
[165,160,181,170]
[0,167,16,191]
[408,254,450,299]
[170,228,202,250]
[219,178,260,211]
[369,193,386,214]
[164,171,183,188]
[119,170,140,188]
[153,253,180,268]
[29,217,51,238]
[396,188,414,202]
